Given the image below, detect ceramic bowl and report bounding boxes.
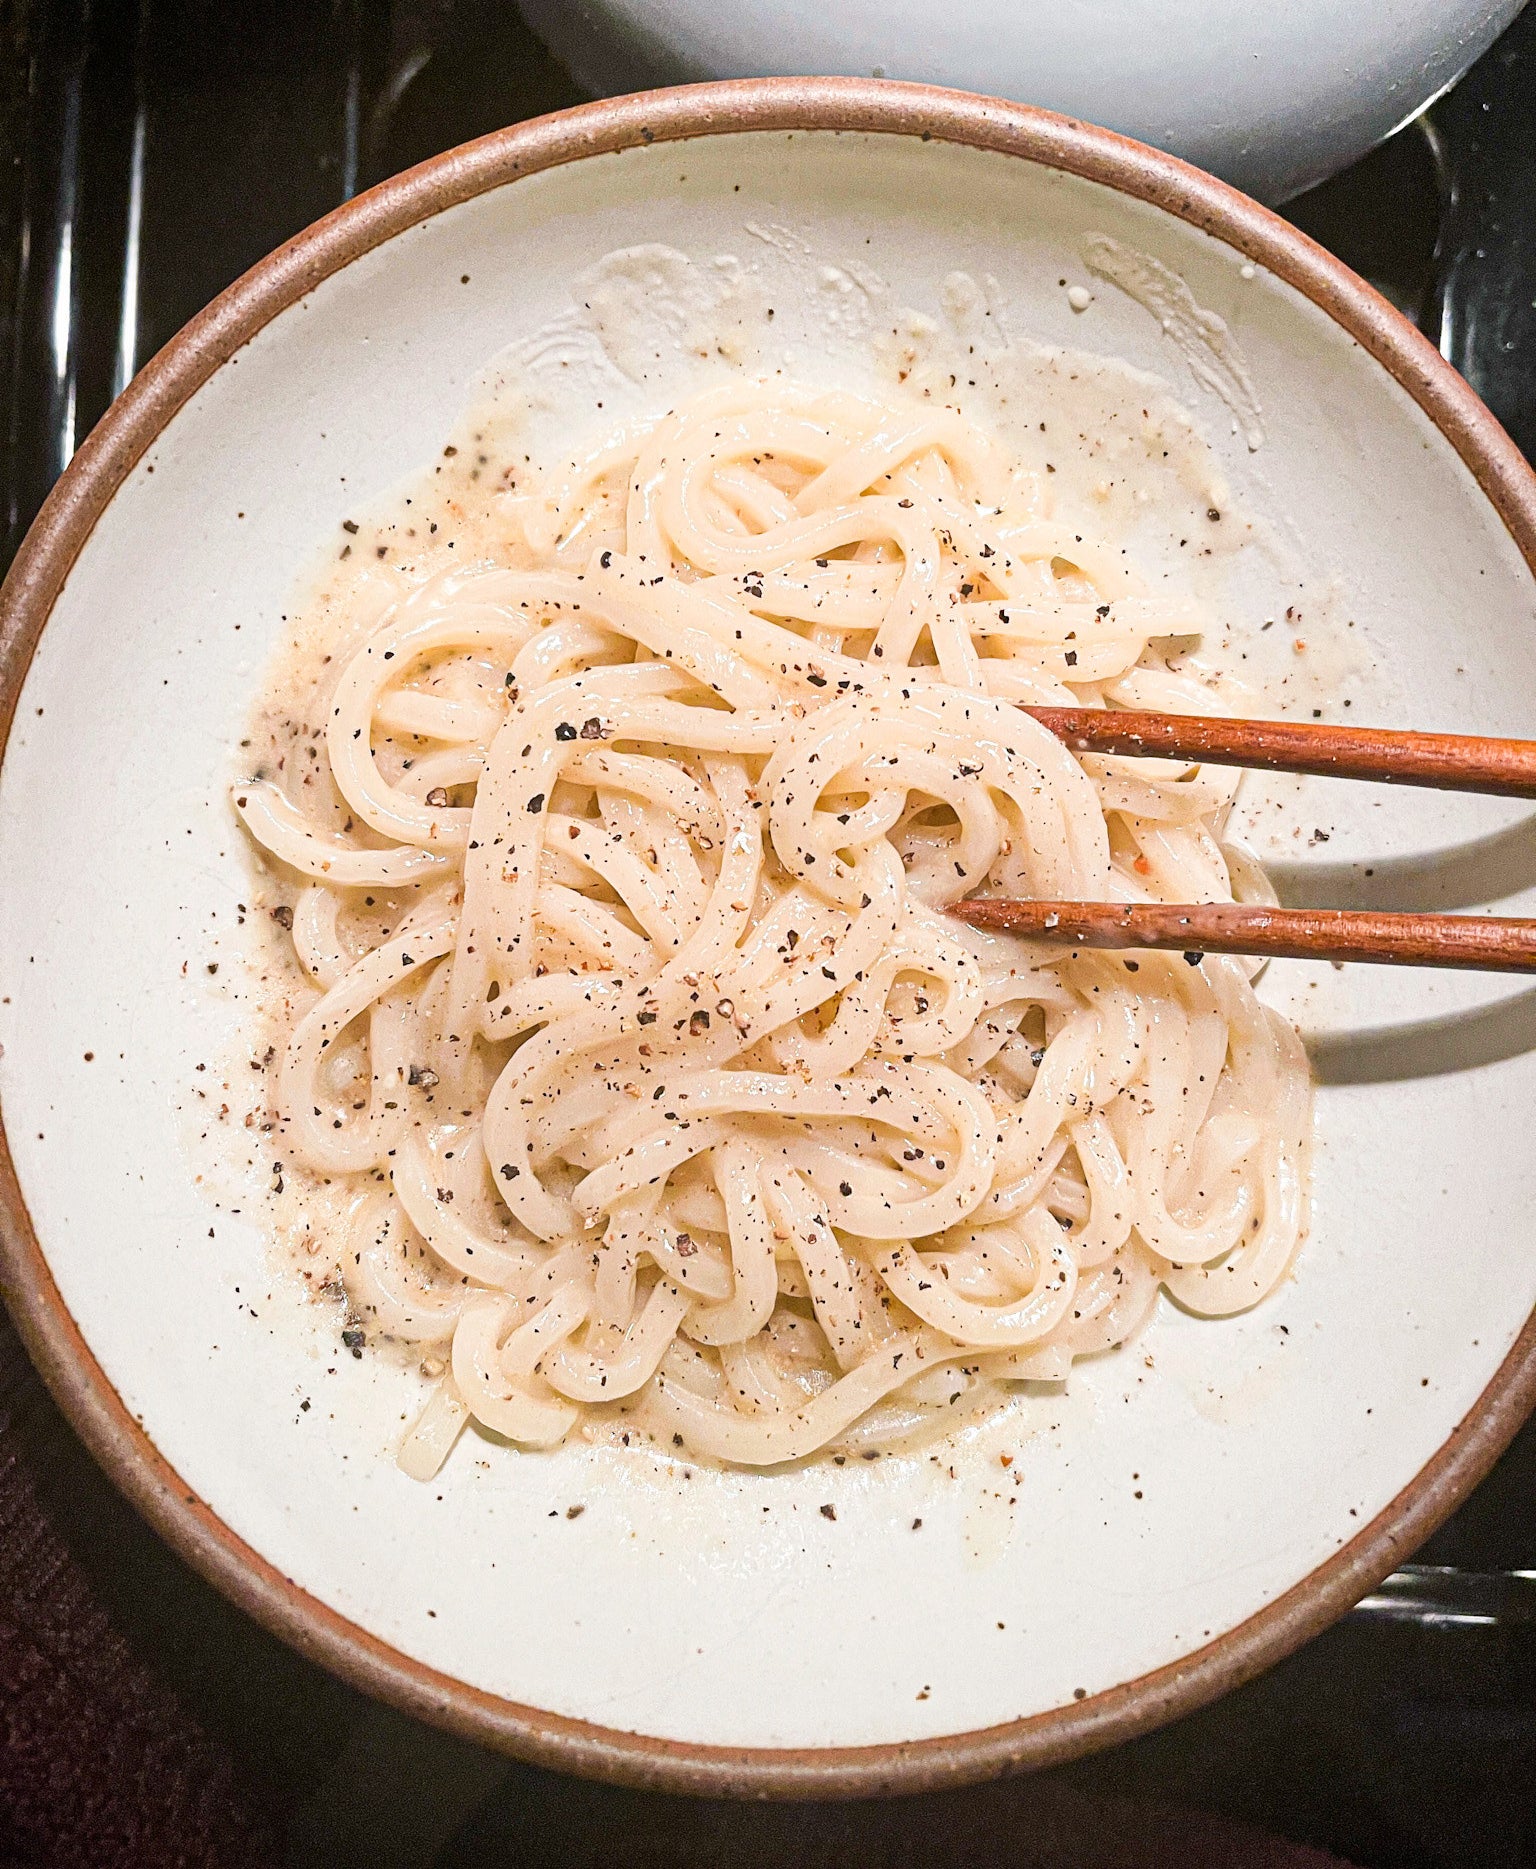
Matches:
[516,0,1526,203]
[3,81,1536,1796]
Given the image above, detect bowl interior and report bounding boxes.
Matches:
[3,122,1536,1760]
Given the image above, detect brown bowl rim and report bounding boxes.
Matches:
[3,76,1536,1800]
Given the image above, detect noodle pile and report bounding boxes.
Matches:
[235,381,1311,1475]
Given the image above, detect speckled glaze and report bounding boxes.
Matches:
[2,82,1536,1797]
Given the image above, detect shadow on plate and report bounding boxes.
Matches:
[1259,811,1536,1081]
[1305,984,1536,1085]
[1265,810,1536,916]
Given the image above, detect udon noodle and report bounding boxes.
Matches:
[235,380,1311,1476]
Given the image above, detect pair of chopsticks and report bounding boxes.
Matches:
[953,709,1536,973]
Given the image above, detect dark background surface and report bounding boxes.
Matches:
[3,4,1536,1864]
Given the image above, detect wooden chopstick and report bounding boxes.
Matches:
[1025,707,1536,797]
[952,900,1536,972]
[955,711,1536,969]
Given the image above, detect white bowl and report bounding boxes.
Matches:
[3,82,1536,1794]
[518,0,1527,203]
